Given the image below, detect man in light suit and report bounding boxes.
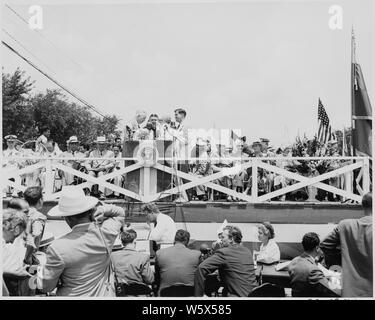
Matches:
[195,225,257,297]
[288,232,332,297]
[154,229,201,296]
[320,192,373,297]
[38,186,125,297]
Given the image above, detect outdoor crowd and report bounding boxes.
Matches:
[2,188,372,297]
[3,108,350,202]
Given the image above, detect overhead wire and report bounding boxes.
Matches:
[2,39,110,120]
[5,4,86,72]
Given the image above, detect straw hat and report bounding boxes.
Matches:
[4,134,17,141]
[93,136,107,144]
[66,136,80,144]
[48,186,98,217]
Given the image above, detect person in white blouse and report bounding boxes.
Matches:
[254,222,281,264]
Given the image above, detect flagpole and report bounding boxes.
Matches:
[351,26,356,156]
[342,126,345,156]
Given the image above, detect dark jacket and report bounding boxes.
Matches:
[155,243,201,293]
[288,253,330,297]
[194,243,257,297]
[320,216,373,297]
[111,247,154,285]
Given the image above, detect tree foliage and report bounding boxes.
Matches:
[2,69,121,150]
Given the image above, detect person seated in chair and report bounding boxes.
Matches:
[288,232,333,297]
[84,136,115,200]
[61,136,86,186]
[109,145,124,198]
[111,229,154,294]
[254,222,280,264]
[154,229,201,296]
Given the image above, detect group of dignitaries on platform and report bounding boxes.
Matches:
[2,185,373,298]
[2,106,351,202]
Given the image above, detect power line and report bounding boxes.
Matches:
[2,27,56,75]
[2,40,109,119]
[5,4,86,72]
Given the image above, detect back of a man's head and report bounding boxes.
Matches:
[224,225,243,244]
[174,229,190,246]
[362,192,372,215]
[141,202,159,214]
[302,232,320,252]
[24,186,43,207]
[120,229,137,247]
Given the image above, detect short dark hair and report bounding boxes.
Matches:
[362,192,372,210]
[224,225,243,244]
[141,203,159,214]
[120,229,137,246]
[302,232,320,252]
[174,108,187,117]
[24,186,43,206]
[7,199,29,211]
[174,229,190,246]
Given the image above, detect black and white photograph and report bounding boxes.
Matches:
[1,0,373,306]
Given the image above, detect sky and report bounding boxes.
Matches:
[1,0,374,146]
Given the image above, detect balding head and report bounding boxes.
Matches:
[362,192,372,215]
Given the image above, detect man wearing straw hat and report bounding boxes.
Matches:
[38,186,125,296]
[85,136,115,200]
[61,136,85,187]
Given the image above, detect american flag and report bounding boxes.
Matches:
[317,99,335,144]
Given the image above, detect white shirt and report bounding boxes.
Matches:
[2,235,27,275]
[35,134,48,153]
[149,213,177,245]
[257,239,281,264]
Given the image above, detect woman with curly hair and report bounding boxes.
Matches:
[254,222,281,264]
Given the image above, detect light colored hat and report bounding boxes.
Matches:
[39,232,55,248]
[94,136,107,144]
[5,134,17,141]
[196,137,207,146]
[48,186,98,217]
[252,141,262,148]
[66,136,79,144]
[217,219,228,235]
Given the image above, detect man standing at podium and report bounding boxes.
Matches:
[142,203,176,246]
[166,108,190,202]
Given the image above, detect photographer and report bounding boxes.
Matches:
[37,186,125,297]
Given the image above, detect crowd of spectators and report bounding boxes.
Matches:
[2,191,372,297]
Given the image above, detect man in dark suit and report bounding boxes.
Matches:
[111,229,154,287]
[288,232,332,297]
[154,229,201,296]
[320,192,373,297]
[195,225,257,297]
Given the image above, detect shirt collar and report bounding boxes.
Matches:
[71,221,94,231]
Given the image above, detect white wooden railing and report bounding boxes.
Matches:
[2,154,371,203]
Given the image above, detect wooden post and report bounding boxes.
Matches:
[252,159,258,203]
[363,157,370,194]
[44,159,53,200]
